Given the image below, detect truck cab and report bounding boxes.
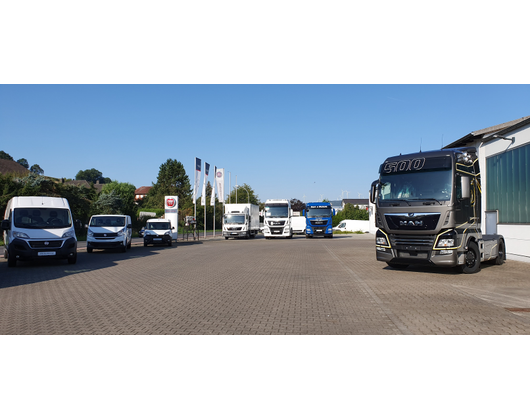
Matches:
[370,147,505,273]
[262,199,292,239]
[304,202,334,238]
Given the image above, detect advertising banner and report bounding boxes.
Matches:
[210,166,216,206]
[216,168,225,203]
[194,157,201,202]
[201,162,210,206]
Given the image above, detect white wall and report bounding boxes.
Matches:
[475,125,530,262]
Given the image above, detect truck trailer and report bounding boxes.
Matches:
[262,199,292,239]
[369,147,506,274]
[223,203,260,239]
[304,202,335,238]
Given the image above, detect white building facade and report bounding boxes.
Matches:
[444,116,530,263]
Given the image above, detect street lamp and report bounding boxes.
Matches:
[235,185,249,203]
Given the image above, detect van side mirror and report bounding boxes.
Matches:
[461,176,471,199]
[127,224,132,228]
[1,220,10,230]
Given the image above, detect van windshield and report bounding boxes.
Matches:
[90,216,126,227]
[147,222,170,230]
[13,208,72,229]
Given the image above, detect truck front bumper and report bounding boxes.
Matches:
[376,245,460,267]
[223,231,248,238]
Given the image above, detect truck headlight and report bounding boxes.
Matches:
[375,230,389,246]
[435,230,456,248]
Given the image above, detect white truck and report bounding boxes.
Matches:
[223,203,260,239]
[262,199,293,239]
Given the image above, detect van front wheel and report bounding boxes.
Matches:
[7,253,16,267]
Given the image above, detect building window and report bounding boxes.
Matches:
[486,143,530,223]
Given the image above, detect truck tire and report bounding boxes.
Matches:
[493,239,505,265]
[456,241,481,274]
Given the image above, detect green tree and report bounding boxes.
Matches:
[30,164,44,175]
[0,151,13,161]
[227,183,260,205]
[76,168,110,184]
[332,203,369,225]
[17,158,29,169]
[100,181,137,217]
[92,190,123,215]
[290,198,305,212]
[144,158,192,209]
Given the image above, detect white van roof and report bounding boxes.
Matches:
[11,196,70,208]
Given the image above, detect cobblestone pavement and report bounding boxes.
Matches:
[1,234,530,334]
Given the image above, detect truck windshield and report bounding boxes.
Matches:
[379,169,453,202]
[13,208,72,229]
[265,205,289,218]
[306,207,332,218]
[90,216,126,227]
[224,214,245,224]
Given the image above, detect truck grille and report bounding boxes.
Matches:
[310,220,326,226]
[269,221,285,226]
[390,234,435,250]
[227,227,242,231]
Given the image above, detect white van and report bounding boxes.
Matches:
[332,219,369,233]
[143,218,175,247]
[86,214,132,253]
[1,196,77,267]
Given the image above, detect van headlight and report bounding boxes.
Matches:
[62,230,75,239]
[87,229,94,238]
[13,231,30,239]
[117,228,125,236]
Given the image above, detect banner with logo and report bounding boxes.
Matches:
[201,162,210,206]
[194,157,201,202]
[210,166,216,206]
[216,168,225,203]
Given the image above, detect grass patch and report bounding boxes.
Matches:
[334,230,366,235]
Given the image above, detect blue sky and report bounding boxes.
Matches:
[1,84,529,203]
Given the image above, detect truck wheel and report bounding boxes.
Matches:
[456,241,481,274]
[493,239,505,265]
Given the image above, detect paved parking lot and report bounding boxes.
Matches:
[1,234,530,334]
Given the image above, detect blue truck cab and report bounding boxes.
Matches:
[304,202,335,238]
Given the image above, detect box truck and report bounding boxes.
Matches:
[223,203,260,239]
[370,147,505,274]
[1,196,78,266]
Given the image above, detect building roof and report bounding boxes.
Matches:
[0,159,30,176]
[444,115,530,149]
[135,186,152,195]
[64,179,104,192]
[342,198,369,207]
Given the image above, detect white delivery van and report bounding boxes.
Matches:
[143,218,175,247]
[86,214,132,253]
[332,219,369,233]
[291,216,306,235]
[1,196,78,267]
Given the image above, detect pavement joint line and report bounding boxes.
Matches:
[323,243,412,335]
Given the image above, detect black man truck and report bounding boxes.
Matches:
[369,147,506,274]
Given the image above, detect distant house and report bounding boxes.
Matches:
[63,179,105,193]
[0,159,29,177]
[342,198,369,211]
[135,186,152,202]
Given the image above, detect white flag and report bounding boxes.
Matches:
[201,162,210,206]
[194,157,201,202]
[216,168,225,203]
[210,166,216,206]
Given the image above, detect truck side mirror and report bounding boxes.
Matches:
[370,180,379,204]
[461,176,471,199]
[333,209,336,216]
[302,209,305,216]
